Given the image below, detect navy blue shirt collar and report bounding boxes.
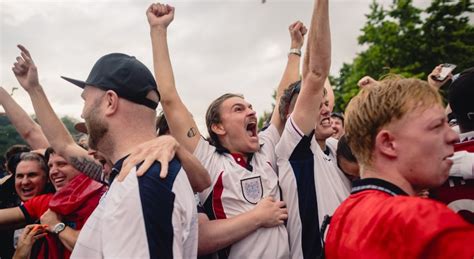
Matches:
[351,178,408,196]
[109,155,129,184]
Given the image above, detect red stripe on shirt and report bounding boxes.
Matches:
[213,171,226,219]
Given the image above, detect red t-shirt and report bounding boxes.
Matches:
[21,193,53,220]
[19,174,106,259]
[325,178,474,258]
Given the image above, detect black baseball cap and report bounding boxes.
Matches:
[61,53,160,110]
[449,67,474,122]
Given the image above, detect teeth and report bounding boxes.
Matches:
[54,178,65,183]
[321,118,331,126]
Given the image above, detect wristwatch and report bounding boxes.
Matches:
[53,222,66,234]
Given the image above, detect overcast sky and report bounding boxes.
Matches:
[1,0,431,133]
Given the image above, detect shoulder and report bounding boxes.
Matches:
[137,158,182,190]
[378,196,469,231]
[26,193,54,206]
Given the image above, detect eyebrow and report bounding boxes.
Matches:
[231,103,245,109]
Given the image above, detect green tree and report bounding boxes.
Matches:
[0,114,81,157]
[334,0,474,112]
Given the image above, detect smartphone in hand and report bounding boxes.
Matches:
[432,63,457,82]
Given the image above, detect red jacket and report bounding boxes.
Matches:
[21,174,106,259]
[325,178,474,258]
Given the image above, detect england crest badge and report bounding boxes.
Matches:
[241,176,263,204]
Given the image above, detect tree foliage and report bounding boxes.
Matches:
[0,115,81,158]
[333,0,474,112]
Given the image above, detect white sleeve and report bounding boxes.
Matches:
[172,171,198,259]
[276,117,305,160]
[193,138,222,203]
[449,151,474,179]
[258,124,281,171]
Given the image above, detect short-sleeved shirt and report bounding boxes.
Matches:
[275,117,351,258]
[325,178,474,258]
[19,173,104,259]
[20,193,53,221]
[72,157,198,259]
[194,124,290,259]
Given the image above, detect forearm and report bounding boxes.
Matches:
[0,89,48,149]
[150,27,200,153]
[57,227,79,251]
[198,211,261,255]
[25,85,76,153]
[0,207,26,230]
[270,53,301,132]
[176,145,210,192]
[305,0,330,81]
[293,0,331,134]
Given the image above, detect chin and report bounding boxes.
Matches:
[245,143,260,153]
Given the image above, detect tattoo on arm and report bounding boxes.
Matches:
[70,156,105,184]
[187,127,197,138]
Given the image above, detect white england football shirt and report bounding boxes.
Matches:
[276,117,351,258]
[71,157,197,259]
[194,124,290,259]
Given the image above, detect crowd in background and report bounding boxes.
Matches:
[0,0,473,258]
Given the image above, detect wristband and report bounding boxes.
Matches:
[288,48,302,57]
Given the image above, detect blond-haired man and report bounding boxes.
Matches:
[324,77,474,258]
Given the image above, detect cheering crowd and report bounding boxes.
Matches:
[0,0,473,258]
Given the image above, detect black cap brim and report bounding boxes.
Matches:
[61,76,87,89]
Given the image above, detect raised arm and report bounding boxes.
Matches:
[12,45,103,181]
[270,21,307,133]
[0,87,48,149]
[148,4,200,153]
[292,0,331,135]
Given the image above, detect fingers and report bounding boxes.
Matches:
[27,224,46,239]
[301,25,308,36]
[289,21,302,33]
[276,200,286,208]
[17,44,31,58]
[357,76,377,88]
[137,158,154,177]
[33,232,48,240]
[158,159,169,179]
[17,44,35,65]
[279,211,288,220]
[150,2,172,17]
[117,165,132,182]
[289,21,297,30]
[23,224,36,235]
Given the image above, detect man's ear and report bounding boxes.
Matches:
[211,123,226,136]
[104,90,119,116]
[375,129,397,158]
